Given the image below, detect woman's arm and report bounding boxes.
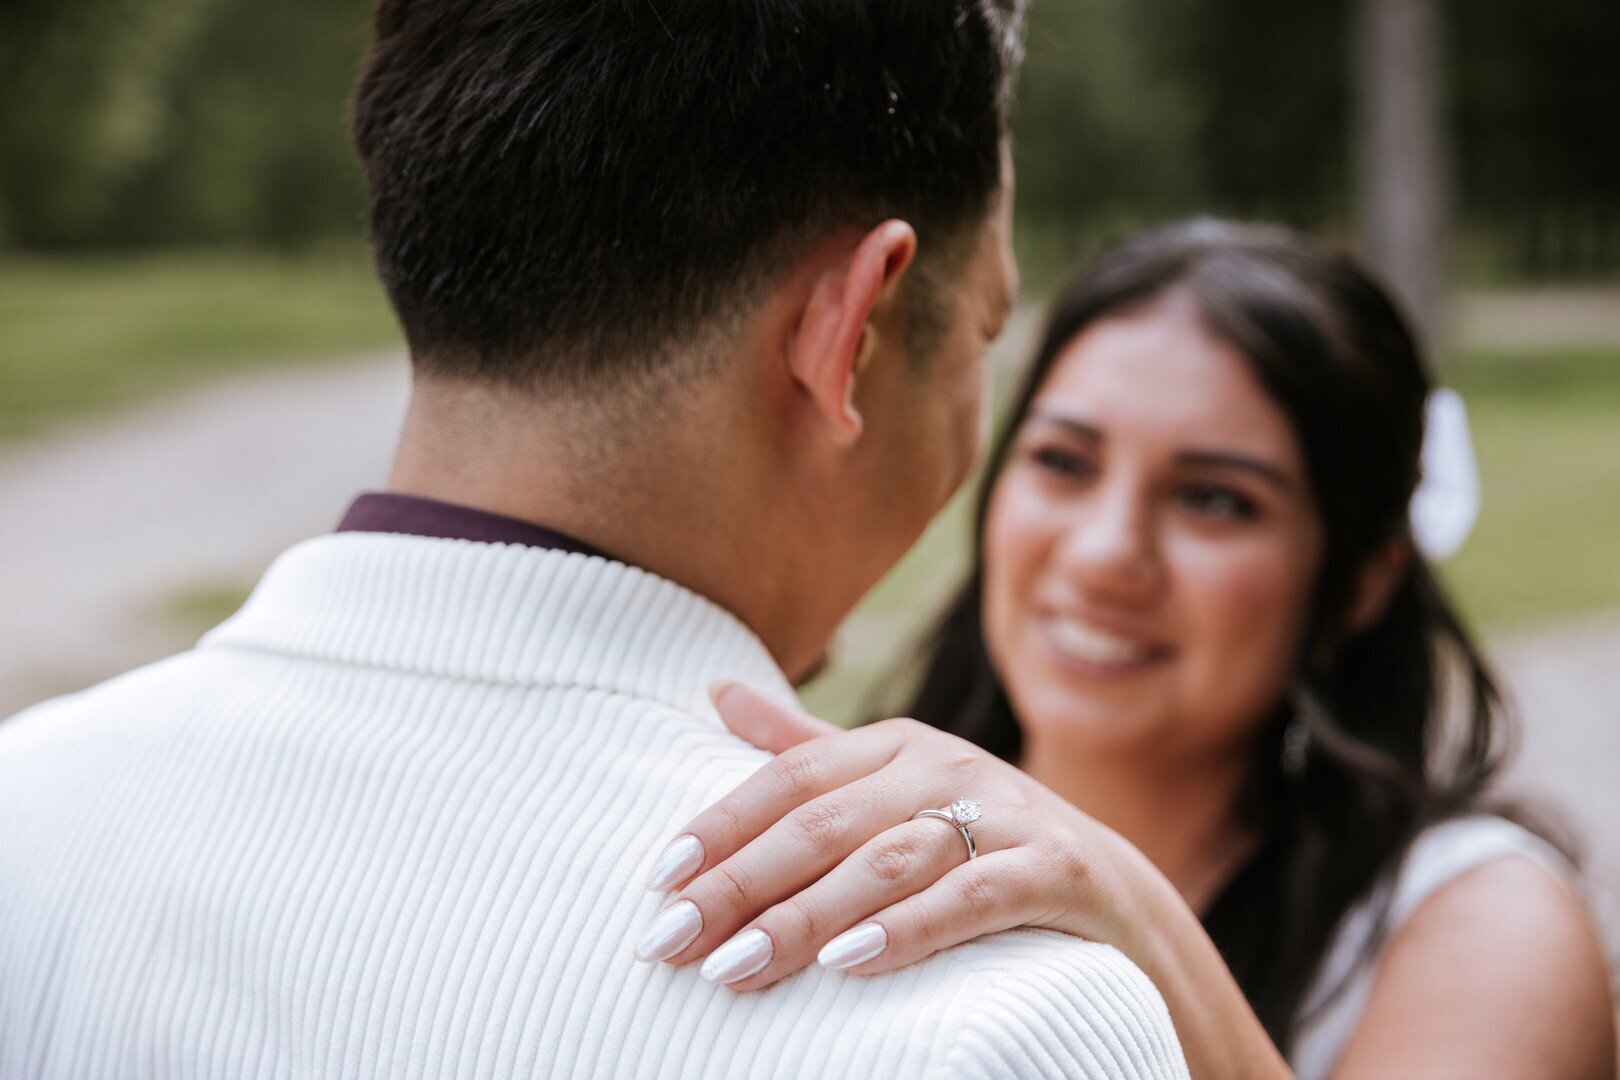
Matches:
[1331,854,1615,1079]
[639,683,1290,1080]
[1100,829,1294,1080]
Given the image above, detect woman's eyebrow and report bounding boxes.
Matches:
[1026,410,1101,440]
[1026,410,1297,491]
[1176,450,1296,491]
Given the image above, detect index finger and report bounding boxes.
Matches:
[643,720,899,893]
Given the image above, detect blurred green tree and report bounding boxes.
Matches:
[1011,0,1203,273]
[0,0,222,245]
[1011,0,1357,285]
[96,0,374,249]
[1016,0,1617,282]
[0,0,1613,278]
[1454,0,1620,278]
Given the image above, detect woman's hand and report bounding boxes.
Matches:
[635,683,1297,1080]
[634,682,1140,990]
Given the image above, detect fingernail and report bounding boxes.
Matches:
[700,928,773,984]
[634,900,703,962]
[818,922,888,971]
[646,834,704,891]
[709,680,740,706]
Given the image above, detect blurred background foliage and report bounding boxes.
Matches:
[1010,0,1620,282]
[0,0,1617,646]
[2,0,1616,277]
[0,0,370,249]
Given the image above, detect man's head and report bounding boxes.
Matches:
[353,0,1023,678]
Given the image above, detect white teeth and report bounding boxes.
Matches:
[1046,617,1153,665]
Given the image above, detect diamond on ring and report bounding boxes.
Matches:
[911,799,982,861]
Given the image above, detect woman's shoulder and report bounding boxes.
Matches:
[1313,817,1575,981]
[1383,815,1574,923]
[1289,815,1599,1080]
[1317,815,1576,983]
[1324,817,1615,1077]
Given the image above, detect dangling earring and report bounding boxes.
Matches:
[1282,684,1325,779]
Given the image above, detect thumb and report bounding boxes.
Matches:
[710,681,841,754]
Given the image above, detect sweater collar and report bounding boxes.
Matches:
[201,532,795,718]
[336,491,614,559]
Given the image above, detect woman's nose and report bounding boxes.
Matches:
[1053,481,1162,602]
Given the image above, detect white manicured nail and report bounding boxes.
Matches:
[700,928,773,984]
[634,900,703,962]
[646,834,704,891]
[818,922,888,970]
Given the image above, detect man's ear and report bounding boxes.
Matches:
[785,220,918,447]
[1347,537,1413,636]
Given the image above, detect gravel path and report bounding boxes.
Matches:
[2,350,1616,926]
[1494,615,1620,907]
[1454,288,1620,353]
[0,354,408,712]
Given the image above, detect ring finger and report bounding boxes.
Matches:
[649,772,942,963]
[690,813,980,990]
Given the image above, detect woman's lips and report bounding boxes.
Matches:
[1039,612,1173,673]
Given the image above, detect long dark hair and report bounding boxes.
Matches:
[898,219,1545,1053]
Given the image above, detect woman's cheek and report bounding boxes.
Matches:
[985,479,1053,593]
[983,479,1065,669]
[1175,534,1316,731]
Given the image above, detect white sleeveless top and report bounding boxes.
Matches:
[1287,817,1573,1080]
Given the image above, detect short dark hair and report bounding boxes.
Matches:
[351,0,1023,392]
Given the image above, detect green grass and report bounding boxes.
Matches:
[0,247,401,441]
[1442,349,1620,629]
[152,580,256,635]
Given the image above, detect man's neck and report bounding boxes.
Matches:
[385,377,837,682]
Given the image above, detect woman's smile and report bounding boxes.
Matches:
[1037,609,1174,675]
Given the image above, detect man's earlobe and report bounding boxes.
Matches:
[784,220,917,448]
[841,324,877,437]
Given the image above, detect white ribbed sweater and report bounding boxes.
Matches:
[0,534,1188,1079]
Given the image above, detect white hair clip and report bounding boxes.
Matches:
[1408,387,1480,561]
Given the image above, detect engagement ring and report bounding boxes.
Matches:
[911,797,981,861]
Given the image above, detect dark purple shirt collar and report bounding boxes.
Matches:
[337,492,612,560]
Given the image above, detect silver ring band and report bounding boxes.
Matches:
[910,798,981,861]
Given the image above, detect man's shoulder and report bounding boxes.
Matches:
[0,667,147,758]
[687,927,1184,1080]
[940,927,1175,1025]
[907,928,1189,1079]
[0,650,214,789]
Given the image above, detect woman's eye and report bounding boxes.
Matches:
[1030,445,1095,479]
[1179,483,1258,521]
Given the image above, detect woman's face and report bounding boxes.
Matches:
[983,294,1324,766]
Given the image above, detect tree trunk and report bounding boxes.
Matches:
[1354,0,1448,347]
